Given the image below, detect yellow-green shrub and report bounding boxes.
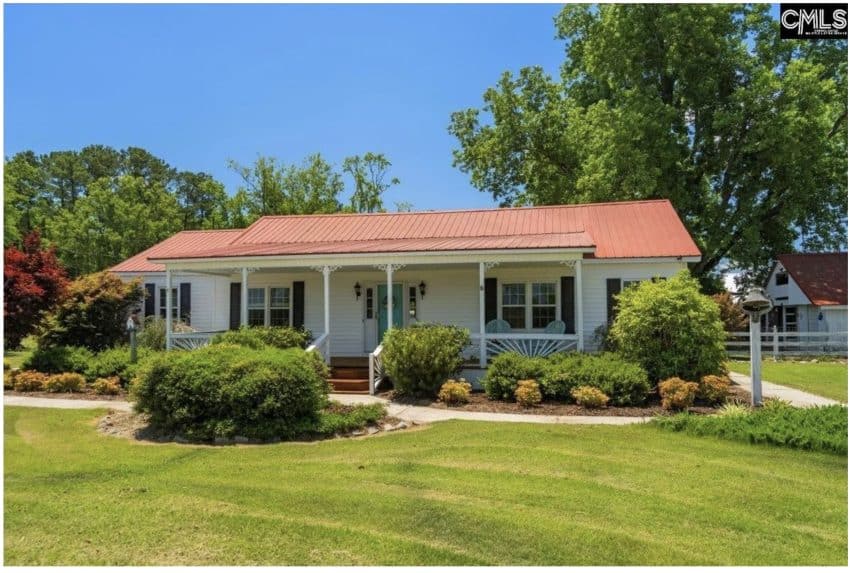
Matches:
[93,376,121,395]
[571,385,609,408]
[438,379,472,405]
[698,374,731,404]
[659,377,698,411]
[44,372,86,393]
[4,369,17,389]
[13,371,47,391]
[515,379,542,408]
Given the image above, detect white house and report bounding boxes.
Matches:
[763,252,848,334]
[111,199,701,392]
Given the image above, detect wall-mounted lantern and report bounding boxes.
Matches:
[354,282,362,300]
[419,281,427,297]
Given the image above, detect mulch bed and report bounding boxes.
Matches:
[380,383,752,417]
[4,388,129,401]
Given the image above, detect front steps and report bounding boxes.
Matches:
[328,357,370,394]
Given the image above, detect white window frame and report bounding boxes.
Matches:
[158,287,179,321]
[499,281,561,332]
[245,285,294,327]
[269,286,292,327]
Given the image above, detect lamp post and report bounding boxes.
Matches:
[741,287,773,406]
[126,309,140,364]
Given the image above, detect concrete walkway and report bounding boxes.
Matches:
[4,393,647,425]
[727,372,841,407]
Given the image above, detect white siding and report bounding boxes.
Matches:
[120,259,689,356]
[820,307,848,333]
[764,263,812,306]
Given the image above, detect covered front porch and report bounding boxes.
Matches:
[159,250,588,394]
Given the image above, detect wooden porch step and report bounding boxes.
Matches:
[331,367,370,380]
[328,378,369,393]
[330,356,370,368]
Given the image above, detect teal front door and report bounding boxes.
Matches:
[377,283,403,343]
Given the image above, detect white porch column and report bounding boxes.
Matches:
[479,262,486,368]
[575,259,584,352]
[386,265,394,332]
[165,268,173,350]
[240,267,248,327]
[322,266,331,335]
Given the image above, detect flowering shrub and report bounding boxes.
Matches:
[514,379,542,408]
[659,377,699,411]
[93,376,121,395]
[438,379,472,405]
[571,385,609,408]
[44,372,86,393]
[698,374,731,405]
[13,371,48,391]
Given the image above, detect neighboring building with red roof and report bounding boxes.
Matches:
[764,252,848,334]
[111,199,700,391]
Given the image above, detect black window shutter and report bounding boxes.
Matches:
[229,282,241,329]
[606,278,622,324]
[179,283,191,325]
[560,276,575,334]
[144,283,156,317]
[484,278,498,323]
[292,281,305,329]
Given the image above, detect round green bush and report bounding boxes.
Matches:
[211,326,312,350]
[132,345,328,442]
[382,324,471,398]
[481,352,549,401]
[609,270,726,382]
[541,352,650,406]
[23,345,94,375]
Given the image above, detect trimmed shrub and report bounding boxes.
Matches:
[93,376,121,395]
[13,371,47,391]
[39,271,144,351]
[44,372,85,393]
[132,345,328,442]
[482,352,548,401]
[539,352,650,406]
[211,326,312,350]
[698,374,731,405]
[655,405,848,455]
[85,346,155,385]
[571,385,609,408]
[515,379,542,408]
[137,316,167,350]
[382,324,470,398]
[23,345,93,375]
[4,370,16,389]
[438,379,472,405]
[659,377,699,411]
[609,270,727,382]
[316,402,387,435]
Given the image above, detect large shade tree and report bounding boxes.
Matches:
[449,4,847,284]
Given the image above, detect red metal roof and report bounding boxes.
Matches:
[115,200,700,271]
[109,230,243,273]
[777,253,848,306]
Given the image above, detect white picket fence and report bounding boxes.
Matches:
[726,329,848,358]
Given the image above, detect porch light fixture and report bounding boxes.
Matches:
[354,282,362,300]
[741,287,773,407]
[419,281,427,297]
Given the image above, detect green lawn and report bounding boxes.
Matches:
[728,360,848,402]
[4,337,35,370]
[5,407,847,565]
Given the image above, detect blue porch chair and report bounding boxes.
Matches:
[543,320,567,334]
[485,319,512,333]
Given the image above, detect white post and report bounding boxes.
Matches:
[322,266,331,359]
[772,325,778,362]
[575,259,584,352]
[165,268,173,350]
[386,265,394,332]
[479,262,486,368]
[240,267,248,327]
[750,316,763,406]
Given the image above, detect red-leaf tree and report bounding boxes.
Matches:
[4,231,69,349]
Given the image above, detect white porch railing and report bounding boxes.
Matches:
[726,329,848,359]
[306,332,331,364]
[468,333,579,363]
[368,344,384,395]
[170,331,223,350]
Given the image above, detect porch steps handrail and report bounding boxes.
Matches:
[368,344,384,396]
[306,332,331,364]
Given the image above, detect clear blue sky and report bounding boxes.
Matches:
[4,3,567,210]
